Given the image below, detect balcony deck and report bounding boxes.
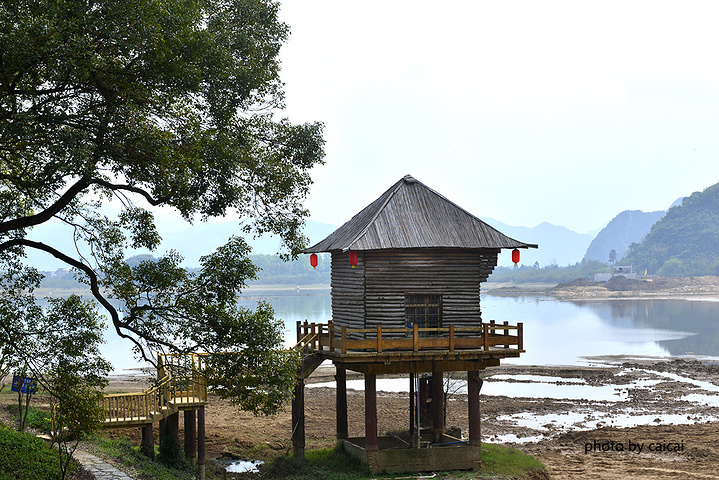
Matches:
[296,320,524,375]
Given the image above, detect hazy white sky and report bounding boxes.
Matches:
[276,1,719,234]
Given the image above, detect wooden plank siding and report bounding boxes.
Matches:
[330,248,498,338]
[331,251,366,338]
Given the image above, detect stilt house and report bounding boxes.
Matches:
[295,174,537,473]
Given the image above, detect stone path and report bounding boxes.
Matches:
[74,450,135,480]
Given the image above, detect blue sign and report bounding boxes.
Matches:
[10,376,36,394]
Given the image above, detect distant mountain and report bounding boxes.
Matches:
[622,183,719,276]
[481,218,594,267]
[583,209,665,264]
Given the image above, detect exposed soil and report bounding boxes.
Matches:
[103,358,719,479]
[489,275,719,301]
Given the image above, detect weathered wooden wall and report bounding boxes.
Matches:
[330,248,499,338]
[331,251,366,338]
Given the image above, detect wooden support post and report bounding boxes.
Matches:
[296,320,301,346]
[449,324,455,352]
[198,406,206,480]
[158,418,166,445]
[341,326,347,354]
[365,374,378,452]
[184,409,197,466]
[413,324,419,352]
[141,423,154,459]
[377,325,382,353]
[409,373,415,436]
[292,379,305,460]
[503,321,510,348]
[329,320,334,352]
[168,411,180,447]
[518,322,524,350]
[336,367,348,440]
[482,323,488,351]
[431,366,445,443]
[467,370,483,448]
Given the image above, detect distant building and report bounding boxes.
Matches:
[594,265,638,282]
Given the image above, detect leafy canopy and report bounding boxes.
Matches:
[0,0,323,413]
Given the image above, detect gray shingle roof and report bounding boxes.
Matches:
[304,175,538,253]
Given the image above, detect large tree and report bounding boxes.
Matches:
[0,0,324,413]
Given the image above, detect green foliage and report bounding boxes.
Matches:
[9,404,52,433]
[95,436,197,480]
[158,434,189,470]
[1,0,324,412]
[0,423,71,480]
[202,302,301,415]
[623,183,719,276]
[480,443,547,477]
[260,445,370,480]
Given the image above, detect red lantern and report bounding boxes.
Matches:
[512,249,520,266]
[349,251,358,269]
[310,253,318,269]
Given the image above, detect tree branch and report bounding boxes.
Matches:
[0,238,173,364]
[91,179,170,206]
[0,176,90,234]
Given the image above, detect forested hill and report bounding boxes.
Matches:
[583,209,665,263]
[622,182,719,276]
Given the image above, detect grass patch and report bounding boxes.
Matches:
[255,443,546,480]
[94,436,198,480]
[0,423,73,480]
[258,445,370,480]
[478,443,547,478]
[7,403,52,433]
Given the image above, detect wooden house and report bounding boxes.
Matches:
[294,174,537,473]
[304,175,536,338]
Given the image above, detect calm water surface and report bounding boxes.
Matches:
[104,289,719,372]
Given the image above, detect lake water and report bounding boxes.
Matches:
[104,289,719,373]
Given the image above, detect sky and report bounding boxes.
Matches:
[274,0,719,234]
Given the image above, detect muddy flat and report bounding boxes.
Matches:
[105,356,719,479]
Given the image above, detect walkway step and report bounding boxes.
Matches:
[74,450,136,480]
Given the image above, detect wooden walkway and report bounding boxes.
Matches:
[100,353,208,427]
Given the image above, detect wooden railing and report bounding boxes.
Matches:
[101,353,208,425]
[296,320,523,355]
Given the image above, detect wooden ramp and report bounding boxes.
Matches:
[101,353,209,427]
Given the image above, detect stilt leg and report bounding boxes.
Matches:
[468,371,483,447]
[336,367,348,440]
[184,410,197,466]
[141,424,154,459]
[365,373,378,451]
[292,379,305,460]
[198,406,206,480]
[409,373,415,437]
[432,366,445,443]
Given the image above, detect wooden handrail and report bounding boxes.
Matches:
[297,320,524,356]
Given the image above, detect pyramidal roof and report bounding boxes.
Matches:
[305,175,538,253]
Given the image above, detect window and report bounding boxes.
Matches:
[405,294,442,336]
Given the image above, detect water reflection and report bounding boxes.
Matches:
[97,289,719,372]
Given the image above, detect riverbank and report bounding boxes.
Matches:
[102,356,719,479]
[486,275,719,301]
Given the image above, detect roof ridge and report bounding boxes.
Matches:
[343,175,409,251]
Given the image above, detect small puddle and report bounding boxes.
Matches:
[222,459,264,473]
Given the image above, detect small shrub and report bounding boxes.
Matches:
[0,423,72,480]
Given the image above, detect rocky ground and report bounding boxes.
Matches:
[104,357,719,479]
